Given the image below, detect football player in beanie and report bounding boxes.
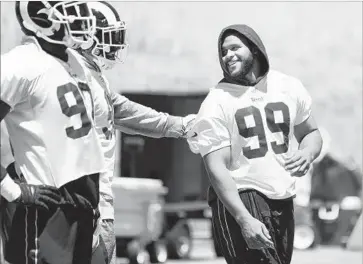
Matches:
[73,2,195,263]
[188,24,323,264]
[1,2,108,263]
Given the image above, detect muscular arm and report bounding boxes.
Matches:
[111,93,186,138]
[294,115,323,162]
[286,115,323,175]
[203,146,252,222]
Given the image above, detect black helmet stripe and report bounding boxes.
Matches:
[99,1,120,21]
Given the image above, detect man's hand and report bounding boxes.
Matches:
[237,216,274,249]
[15,183,62,210]
[181,114,197,138]
[285,149,313,177]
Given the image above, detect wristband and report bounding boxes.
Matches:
[0,174,21,202]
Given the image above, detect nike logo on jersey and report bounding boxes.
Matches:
[186,131,198,138]
[251,97,264,102]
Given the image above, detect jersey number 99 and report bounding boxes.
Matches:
[235,102,290,159]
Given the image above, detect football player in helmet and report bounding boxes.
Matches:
[74,2,195,263]
[82,1,128,70]
[0,2,107,263]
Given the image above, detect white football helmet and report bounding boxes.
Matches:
[15,1,96,48]
[82,1,128,70]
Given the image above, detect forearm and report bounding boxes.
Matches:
[113,96,184,138]
[113,103,169,138]
[207,164,252,221]
[298,129,323,162]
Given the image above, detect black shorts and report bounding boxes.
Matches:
[5,173,100,264]
[210,189,295,264]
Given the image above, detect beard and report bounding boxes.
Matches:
[229,53,254,77]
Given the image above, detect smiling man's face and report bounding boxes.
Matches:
[221,33,254,78]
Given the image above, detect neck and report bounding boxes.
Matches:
[245,60,261,85]
[244,71,256,84]
[79,49,103,73]
[37,37,68,62]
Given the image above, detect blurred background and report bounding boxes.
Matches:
[1,1,362,264]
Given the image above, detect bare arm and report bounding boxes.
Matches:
[286,115,323,175]
[111,93,192,138]
[203,146,251,221]
[294,115,323,160]
[203,146,274,249]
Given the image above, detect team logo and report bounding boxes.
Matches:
[19,2,61,37]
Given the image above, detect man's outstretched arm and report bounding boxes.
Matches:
[111,92,195,138]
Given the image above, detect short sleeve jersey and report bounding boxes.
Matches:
[1,37,105,187]
[188,70,312,199]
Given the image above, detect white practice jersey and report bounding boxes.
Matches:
[77,51,190,219]
[188,70,312,199]
[1,37,106,188]
[0,122,15,169]
[78,53,117,220]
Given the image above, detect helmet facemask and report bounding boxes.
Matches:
[46,1,96,48]
[91,20,128,70]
